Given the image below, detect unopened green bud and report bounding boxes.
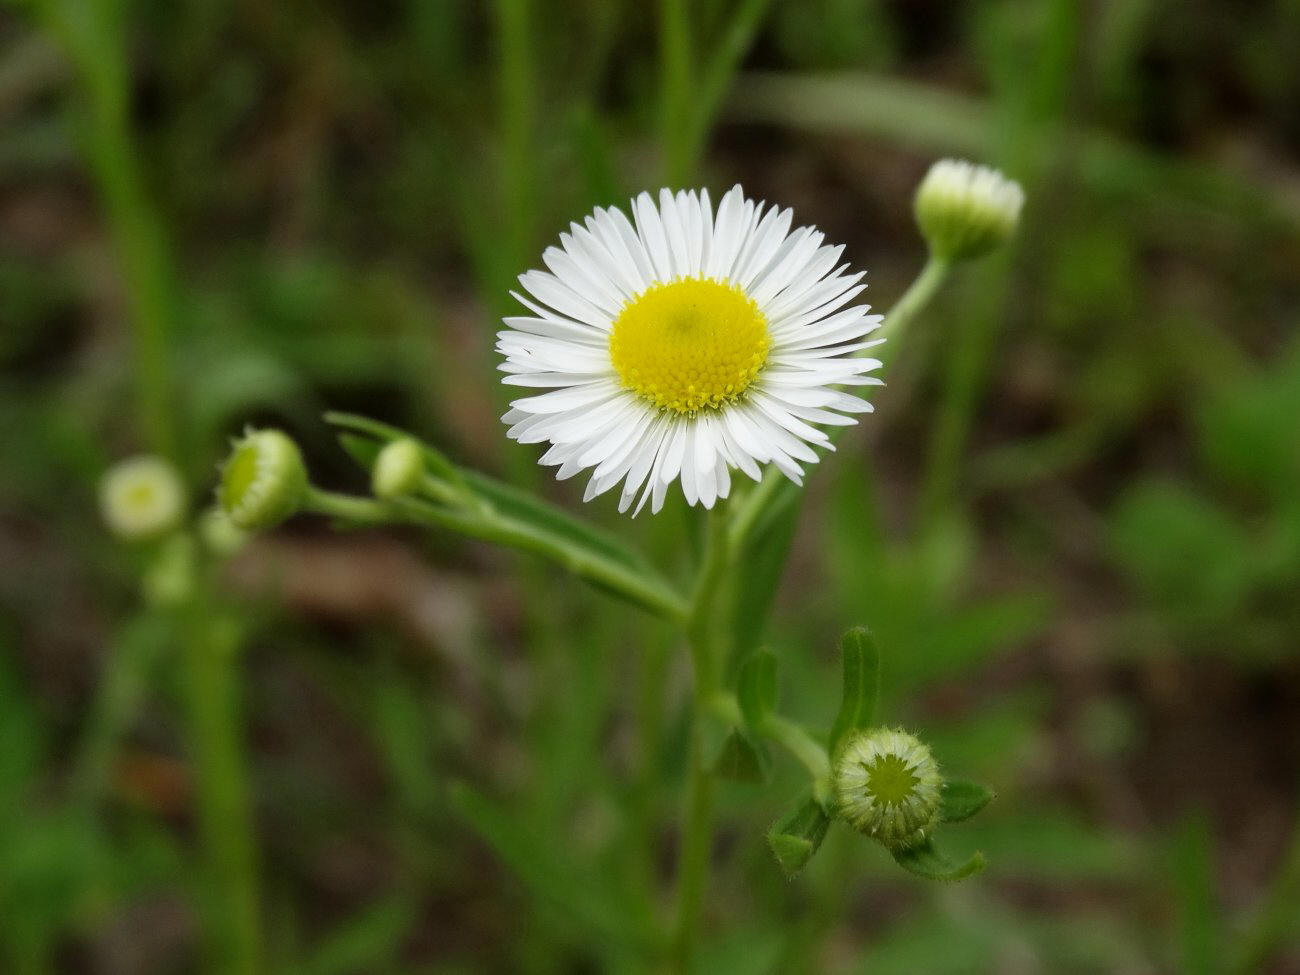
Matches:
[371,438,424,499]
[834,727,942,852]
[218,429,307,531]
[100,455,186,542]
[915,159,1023,262]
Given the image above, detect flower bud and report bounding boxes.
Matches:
[914,159,1024,262]
[218,428,307,531]
[371,438,424,500]
[833,727,942,851]
[100,455,186,542]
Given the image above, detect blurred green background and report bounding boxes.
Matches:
[2,0,1299,971]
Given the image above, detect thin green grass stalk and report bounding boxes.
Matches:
[918,0,1077,527]
[915,254,1014,526]
[658,0,693,185]
[683,0,776,172]
[493,0,535,275]
[40,0,176,457]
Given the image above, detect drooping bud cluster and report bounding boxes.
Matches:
[371,438,425,499]
[99,455,187,542]
[833,727,942,852]
[218,428,307,531]
[914,159,1024,262]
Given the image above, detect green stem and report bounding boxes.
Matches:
[877,254,950,352]
[759,714,831,786]
[42,0,176,456]
[917,253,1004,526]
[671,506,732,971]
[706,692,829,787]
[182,605,260,975]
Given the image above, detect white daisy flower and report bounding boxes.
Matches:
[497,185,884,515]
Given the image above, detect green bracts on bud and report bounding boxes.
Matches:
[915,158,1024,262]
[767,794,832,878]
[218,429,307,531]
[100,455,187,541]
[371,438,424,499]
[833,727,942,852]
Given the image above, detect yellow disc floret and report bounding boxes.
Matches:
[609,277,769,415]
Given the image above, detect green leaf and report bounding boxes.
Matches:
[336,431,381,470]
[727,485,800,663]
[1169,810,1218,975]
[766,794,832,878]
[737,650,777,730]
[326,411,457,479]
[940,780,996,823]
[827,627,879,758]
[712,729,771,783]
[326,413,688,619]
[892,837,986,883]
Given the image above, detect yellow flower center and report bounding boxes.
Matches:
[609,277,769,415]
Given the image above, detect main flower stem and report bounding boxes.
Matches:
[671,505,731,971]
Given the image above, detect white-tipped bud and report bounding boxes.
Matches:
[100,455,187,542]
[834,727,942,852]
[915,159,1024,262]
[218,429,307,532]
[371,438,424,500]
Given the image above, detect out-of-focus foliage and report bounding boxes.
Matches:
[1,0,1298,971]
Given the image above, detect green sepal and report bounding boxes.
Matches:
[737,650,777,730]
[767,793,832,878]
[892,837,986,883]
[713,728,771,784]
[827,627,880,759]
[940,780,996,823]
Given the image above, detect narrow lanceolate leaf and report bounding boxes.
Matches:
[767,794,832,878]
[738,650,778,730]
[940,780,996,823]
[727,488,800,665]
[326,413,689,620]
[326,411,458,478]
[892,837,986,883]
[713,729,771,784]
[827,627,880,758]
